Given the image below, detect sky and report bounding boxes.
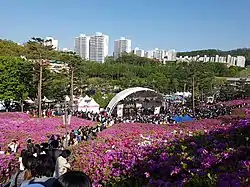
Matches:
[0,0,250,53]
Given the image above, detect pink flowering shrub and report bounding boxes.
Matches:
[0,113,95,149]
[71,116,250,186]
[0,98,250,186]
[217,99,250,107]
[0,113,95,182]
[0,112,30,119]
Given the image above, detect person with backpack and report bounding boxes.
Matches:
[9,154,37,187]
[27,139,35,154]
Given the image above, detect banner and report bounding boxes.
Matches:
[117,104,124,118]
[68,115,71,125]
[62,115,66,126]
[63,114,72,126]
[136,103,142,108]
[154,106,161,115]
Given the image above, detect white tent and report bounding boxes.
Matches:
[175,92,192,98]
[25,98,35,104]
[0,101,5,110]
[78,95,100,113]
[43,96,55,103]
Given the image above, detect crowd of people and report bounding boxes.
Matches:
[76,102,243,125]
[2,124,106,157]
[3,135,93,187]
[1,122,109,187]
[25,100,248,126]
[26,110,61,118]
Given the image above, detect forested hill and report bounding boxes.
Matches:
[0,38,250,107]
[177,48,250,65]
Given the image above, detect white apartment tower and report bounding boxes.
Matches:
[74,34,90,60]
[153,48,170,61]
[215,55,219,62]
[89,32,109,63]
[114,37,132,59]
[44,37,59,51]
[236,56,246,67]
[166,50,177,61]
[134,47,145,57]
[145,50,154,58]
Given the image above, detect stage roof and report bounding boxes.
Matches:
[106,87,162,115]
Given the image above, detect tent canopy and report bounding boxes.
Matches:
[43,96,55,103]
[171,115,194,123]
[78,95,100,113]
[175,92,192,97]
[25,98,35,104]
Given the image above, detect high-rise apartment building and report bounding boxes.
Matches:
[134,47,145,57]
[227,55,237,66]
[74,34,90,59]
[114,37,132,59]
[215,55,219,62]
[153,48,166,60]
[89,32,109,63]
[145,50,154,58]
[44,37,59,51]
[236,56,246,67]
[203,55,209,62]
[166,50,177,61]
[210,57,215,62]
[218,56,227,63]
[177,54,245,67]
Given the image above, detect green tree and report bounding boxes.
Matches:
[0,40,25,57]
[93,91,115,108]
[42,70,69,101]
[59,52,84,106]
[0,57,32,111]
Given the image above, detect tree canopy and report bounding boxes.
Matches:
[0,39,249,108]
[0,56,34,110]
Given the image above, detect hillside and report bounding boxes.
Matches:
[177,48,250,65]
[0,38,249,106]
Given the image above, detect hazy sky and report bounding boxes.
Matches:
[1,0,250,52]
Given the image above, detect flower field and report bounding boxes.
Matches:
[217,99,250,107]
[71,115,250,186]
[0,99,250,186]
[0,113,95,181]
[0,113,95,149]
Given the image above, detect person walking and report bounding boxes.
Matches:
[53,150,71,178]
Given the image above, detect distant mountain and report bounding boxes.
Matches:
[177,48,250,66]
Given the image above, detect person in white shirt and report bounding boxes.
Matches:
[53,150,71,178]
[19,150,30,171]
[8,140,19,153]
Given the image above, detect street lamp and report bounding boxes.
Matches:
[192,75,195,116]
[63,95,71,148]
[38,59,49,118]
